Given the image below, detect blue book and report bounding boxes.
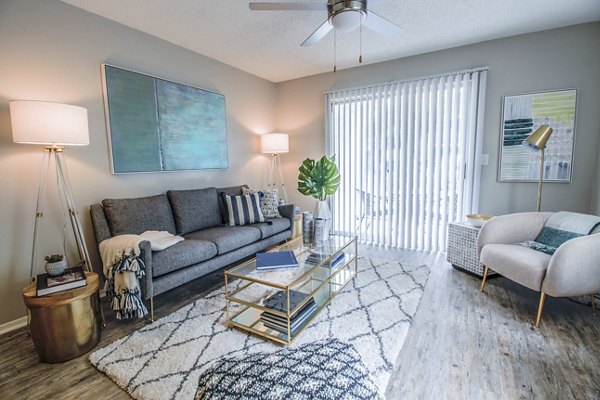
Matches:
[256,251,298,270]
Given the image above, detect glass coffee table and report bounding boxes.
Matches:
[224,235,357,345]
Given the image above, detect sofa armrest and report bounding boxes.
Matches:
[477,212,553,256]
[90,204,112,244]
[278,204,295,234]
[542,233,600,297]
[139,240,154,299]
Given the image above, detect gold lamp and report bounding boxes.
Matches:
[522,124,553,212]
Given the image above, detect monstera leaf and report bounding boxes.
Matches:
[297,155,341,201]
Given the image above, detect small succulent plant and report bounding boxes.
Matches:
[44,254,64,263]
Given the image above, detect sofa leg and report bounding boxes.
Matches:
[480,265,489,292]
[150,297,154,322]
[535,292,546,328]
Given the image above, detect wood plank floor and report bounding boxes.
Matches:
[1,245,598,399]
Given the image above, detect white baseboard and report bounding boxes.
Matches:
[0,316,28,336]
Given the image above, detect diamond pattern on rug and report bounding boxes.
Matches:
[90,257,429,400]
[196,338,383,400]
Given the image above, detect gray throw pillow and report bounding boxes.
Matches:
[196,338,383,400]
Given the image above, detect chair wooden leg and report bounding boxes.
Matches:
[591,294,596,315]
[480,265,489,292]
[150,297,154,322]
[535,292,546,328]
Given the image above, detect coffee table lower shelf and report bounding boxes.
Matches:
[225,252,357,345]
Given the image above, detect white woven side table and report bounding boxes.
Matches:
[446,222,496,277]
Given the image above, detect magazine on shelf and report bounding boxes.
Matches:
[261,301,318,335]
[262,309,317,335]
[36,266,87,296]
[262,297,316,323]
[256,250,299,270]
[262,289,310,313]
[306,251,346,268]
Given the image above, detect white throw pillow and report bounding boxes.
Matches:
[242,187,281,218]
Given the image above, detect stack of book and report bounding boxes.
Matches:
[36,266,87,296]
[255,250,298,271]
[306,251,346,268]
[260,289,317,336]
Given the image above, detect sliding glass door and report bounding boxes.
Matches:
[326,69,487,252]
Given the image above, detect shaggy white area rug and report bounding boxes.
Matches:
[90,257,429,400]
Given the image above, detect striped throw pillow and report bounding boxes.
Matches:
[222,193,265,226]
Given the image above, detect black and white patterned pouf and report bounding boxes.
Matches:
[196,338,383,400]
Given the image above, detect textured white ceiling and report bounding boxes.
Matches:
[61,0,600,83]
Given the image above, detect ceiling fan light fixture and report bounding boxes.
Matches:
[330,10,364,32]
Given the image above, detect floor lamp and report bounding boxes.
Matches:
[522,124,553,212]
[10,100,92,280]
[261,133,289,204]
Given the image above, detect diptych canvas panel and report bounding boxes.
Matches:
[102,64,228,173]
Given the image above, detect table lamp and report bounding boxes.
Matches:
[522,124,553,212]
[10,100,92,279]
[261,133,289,203]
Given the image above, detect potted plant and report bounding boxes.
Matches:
[44,254,66,276]
[297,155,341,240]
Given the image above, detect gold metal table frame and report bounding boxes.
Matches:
[224,235,357,345]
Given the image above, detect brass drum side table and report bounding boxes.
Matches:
[22,272,101,363]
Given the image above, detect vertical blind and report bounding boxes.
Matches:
[326,68,487,252]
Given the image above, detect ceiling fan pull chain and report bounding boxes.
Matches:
[359,23,363,64]
[333,29,337,73]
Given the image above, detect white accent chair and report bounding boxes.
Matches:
[477,212,600,327]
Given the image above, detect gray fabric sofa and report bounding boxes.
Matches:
[90,185,294,317]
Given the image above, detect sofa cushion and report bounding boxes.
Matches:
[167,188,222,235]
[221,193,265,226]
[102,194,176,236]
[252,218,291,239]
[185,226,261,255]
[480,243,551,291]
[151,239,217,277]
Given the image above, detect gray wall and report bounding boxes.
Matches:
[593,140,600,214]
[0,0,277,325]
[277,22,600,215]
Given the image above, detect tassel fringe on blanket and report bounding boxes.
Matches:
[105,250,148,320]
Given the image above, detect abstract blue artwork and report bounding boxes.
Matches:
[101,64,228,173]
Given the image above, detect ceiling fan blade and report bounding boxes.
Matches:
[363,10,402,37]
[249,2,327,11]
[301,19,332,46]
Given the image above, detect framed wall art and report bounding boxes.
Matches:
[498,88,577,182]
[101,64,228,174]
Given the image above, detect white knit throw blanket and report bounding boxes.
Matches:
[99,231,184,320]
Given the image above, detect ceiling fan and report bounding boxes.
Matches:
[249,0,402,46]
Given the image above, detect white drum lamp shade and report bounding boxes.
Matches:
[10,100,89,146]
[261,133,289,154]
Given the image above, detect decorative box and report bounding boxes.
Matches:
[446,222,495,277]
